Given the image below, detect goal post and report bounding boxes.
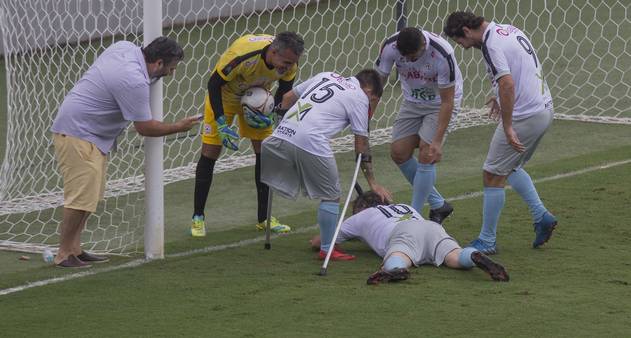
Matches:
[0,0,629,256]
[143,0,165,260]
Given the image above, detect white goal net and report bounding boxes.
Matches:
[1,0,629,254]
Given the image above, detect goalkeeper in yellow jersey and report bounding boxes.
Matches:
[190,32,304,237]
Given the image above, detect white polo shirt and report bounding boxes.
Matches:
[51,41,153,154]
[481,22,553,119]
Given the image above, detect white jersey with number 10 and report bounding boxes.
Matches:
[272,71,370,157]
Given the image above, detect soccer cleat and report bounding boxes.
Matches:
[366,268,410,285]
[190,215,206,237]
[471,251,509,282]
[318,247,356,261]
[468,238,497,255]
[428,201,454,224]
[256,216,291,233]
[533,212,557,248]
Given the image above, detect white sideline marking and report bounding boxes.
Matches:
[1,158,630,297]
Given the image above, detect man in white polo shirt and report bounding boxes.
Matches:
[375,27,463,224]
[443,11,557,254]
[51,37,200,268]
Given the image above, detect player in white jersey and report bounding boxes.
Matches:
[261,69,392,260]
[309,191,509,284]
[444,11,557,254]
[376,27,464,223]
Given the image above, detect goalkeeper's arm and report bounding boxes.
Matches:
[207,71,239,150]
[207,72,227,120]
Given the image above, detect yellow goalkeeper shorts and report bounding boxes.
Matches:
[201,94,273,145]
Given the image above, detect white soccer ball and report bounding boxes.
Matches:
[241,87,275,126]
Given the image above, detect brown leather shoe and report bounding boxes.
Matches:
[77,251,109,263]
[56,255,92,268]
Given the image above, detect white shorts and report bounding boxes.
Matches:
[484,108,554,176]
[261,136,341,200]
[384,219,460,267]
[391,99,461,144]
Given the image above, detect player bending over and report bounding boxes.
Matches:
[311,191,509,284]
[191,32,304,237]
[261,69,392,261]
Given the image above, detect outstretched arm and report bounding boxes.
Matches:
[354,135,392,203]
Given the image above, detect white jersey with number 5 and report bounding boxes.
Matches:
[482,22,553,119]
[272,71,369,157]
[375,30,463,106]
[336,204,423,257]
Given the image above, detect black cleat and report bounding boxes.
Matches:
[428,201,454,224]
[366,268,410,285]
[471,251,509,282]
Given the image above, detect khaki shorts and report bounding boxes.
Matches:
[53,133,107,212]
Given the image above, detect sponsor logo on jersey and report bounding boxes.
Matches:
[330,72,357,90]
[402,69,437,82]
[248,36,274,42]
[274,124,296,137]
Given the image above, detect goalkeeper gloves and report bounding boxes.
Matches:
[216,115,239,151]
[243,105,274,129]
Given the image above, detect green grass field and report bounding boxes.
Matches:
[1,121,630,337]
[1,0,631,336]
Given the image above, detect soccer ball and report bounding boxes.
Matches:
[241,87,275,128]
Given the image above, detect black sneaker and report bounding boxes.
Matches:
[471,251,509,282]
[428,201,454,224]
[366,268,410,285]
[56,255,92,268]
[77,251,110,263]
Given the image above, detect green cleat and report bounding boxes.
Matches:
[256,216,291,233]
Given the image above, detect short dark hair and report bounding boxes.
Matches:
[354,69,383,98]
[352,191,388,214]
[396,27,425,56]
[142,36,184,64]
[271,31,305,56]
[443,11,485,38]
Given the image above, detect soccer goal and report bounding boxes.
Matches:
[0,0,629,256]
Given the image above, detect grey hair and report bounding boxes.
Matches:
[270,31,305,55]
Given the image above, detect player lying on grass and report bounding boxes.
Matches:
[310,191,509,284]
[261,69,392,261]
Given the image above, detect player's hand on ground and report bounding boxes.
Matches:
[486,96,500,121]
[370,184,393,204]
[504,126,525,153]
[216,115,239,151]
[428,143,443,164]
[176,115,202,132]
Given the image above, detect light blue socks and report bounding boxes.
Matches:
[317,201,339,252]
[411,163,435,213]
[457,247,478,268]
[398,158,445,209]
[479,187,505,243]
[383,255,408,271]
[508,168,547,223]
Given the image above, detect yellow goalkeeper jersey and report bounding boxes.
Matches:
[213,34,298,106]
